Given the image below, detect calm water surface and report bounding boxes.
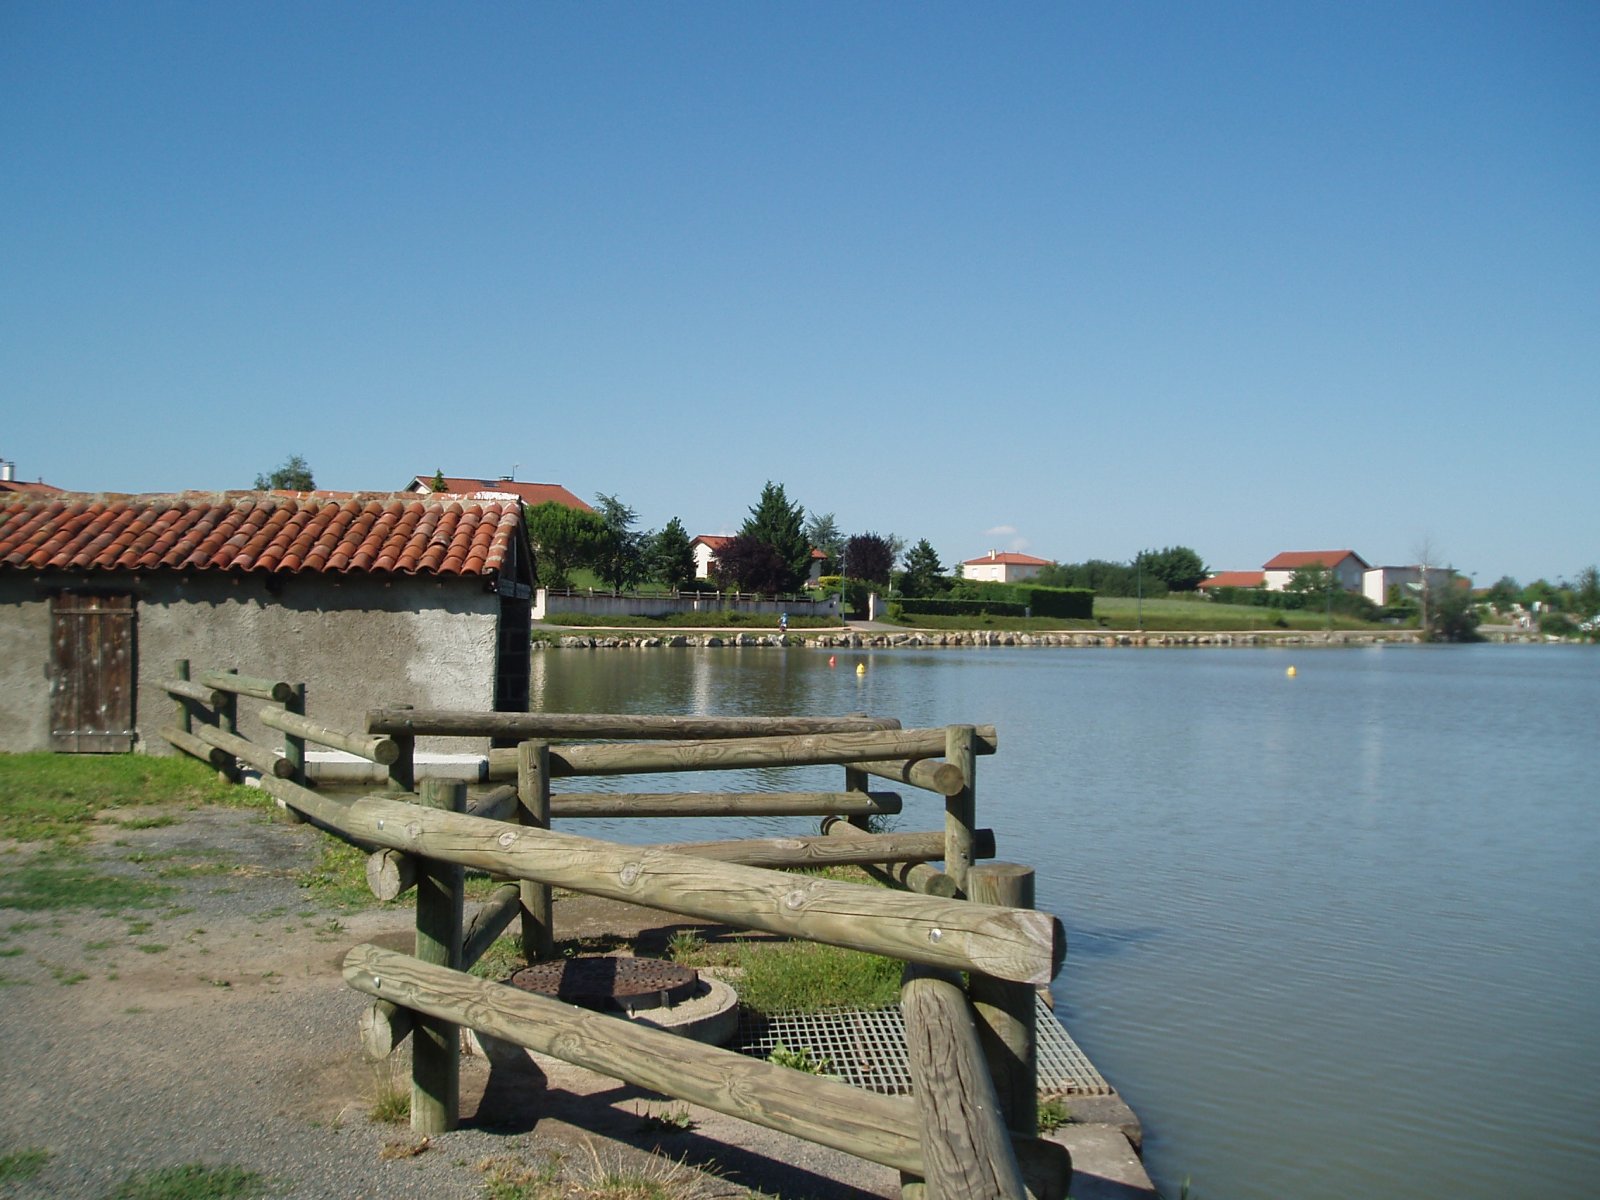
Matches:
[530,644,1599,1200]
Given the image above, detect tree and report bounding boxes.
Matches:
[1484,576,1521,612]
[429,468,448,493]
[804,512,844,573]
[1140,546,1208,592]
[711,532,794,596]
[590,492,651,594]
[1283,564,1333,611]
[1573,565,1600,620]
[525,501,609,588]
[651,517,697,592]
[254,454,314,491]
[900,539,946,598]
[1423,575,1482,642]
[842,532,896,587]
[736,481,811,594]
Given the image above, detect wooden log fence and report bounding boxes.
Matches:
[163,665,1068,1198]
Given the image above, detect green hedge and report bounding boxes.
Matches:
[1010,586,1095,619]
[898,597,1028,618]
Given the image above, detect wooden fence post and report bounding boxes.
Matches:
[517,740,554,963]
[412,777,464,1134]
[944,725,977,895]
[282,683,307,817]
[174,659,192,734]
[968,863,1039,1136]
[387,703,415,793]
[216,669,239,783]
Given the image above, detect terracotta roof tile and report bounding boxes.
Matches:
[1199,571,1267,589]
[1262,549,1370,571]
[0,491,525,581]
[409,476,593,513]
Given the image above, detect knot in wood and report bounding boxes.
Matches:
[619,862,640,886]
[497,830,517,847]
[783,889,807,910]
[405,821,422,839]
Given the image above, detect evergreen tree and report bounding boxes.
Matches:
[738,481,810,594]
[804,512,844,572]
[430,468,448,492]
[591,492,651,594]
[652,517,697,591]
[900,539,946,598]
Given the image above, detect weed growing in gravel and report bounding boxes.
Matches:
[634,1104,696,1134]
[105,1162,268,1199]
[1037,1096,1073,1132]
[368,1061,410,1124]
[480,1143,717,1200]
[0,1148,50,1183]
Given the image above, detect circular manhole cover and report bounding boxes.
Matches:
[507,957,700,1013]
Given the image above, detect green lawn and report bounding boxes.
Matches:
[0,753,256,844]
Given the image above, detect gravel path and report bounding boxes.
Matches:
[0,805,897,1199]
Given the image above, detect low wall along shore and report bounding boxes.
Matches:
[541,629,1437,650]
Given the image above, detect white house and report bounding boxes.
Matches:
[1362,565,1459,607]
[960,550,1050,584]
[1261,550,1369,593]
[691,535,827,586]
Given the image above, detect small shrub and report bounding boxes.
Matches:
[768,1042,834,1076]
[1037,1096,1073,1132]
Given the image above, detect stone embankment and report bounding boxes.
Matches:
[542,629,1426,650]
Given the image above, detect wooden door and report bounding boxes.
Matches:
[50,591,136,753]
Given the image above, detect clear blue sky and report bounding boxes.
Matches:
[3,1,1594,585]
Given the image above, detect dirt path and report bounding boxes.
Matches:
[0,805,897,1199]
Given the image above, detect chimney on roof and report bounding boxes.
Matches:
[989,549,997,559]
[0,460,13,483]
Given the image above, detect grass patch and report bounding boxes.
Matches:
[0,1147,50,1182]
[1037,1095,1073,1132]
[480,1143,716,1200]
[0,753,254,844]
[105,1162,268,1199]
[294,839,381,909]
[0,851,178,913]
[728,938,900,1014]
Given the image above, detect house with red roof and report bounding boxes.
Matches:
[0,460,64,495]
[0,491,533,757]
[1261,550,1370,593]
[960,549,1051,584]
[404,474,592,512]
[1197,570,1267,593]
[690,535,828,586]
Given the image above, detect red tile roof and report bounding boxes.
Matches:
[691,535,732,549]
[1199,571,1267,589]
[409,476,591,512]
[962,551,1051,566]
[0,492,525,578]
[1262,549,1369,571]
[0,479,64,495]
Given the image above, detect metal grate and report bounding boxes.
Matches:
[734,995,1113,1097]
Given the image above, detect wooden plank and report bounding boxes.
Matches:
[195,669,293,702]
[261,779,1064,985]
[548,791,903,818]
[258,705,399,764]
[901,966,1030,1200]
[345,942,925,1172]
[49,592,134,753]
[367,710,903,739]
[656,828,994,870]
[485,726,997,780]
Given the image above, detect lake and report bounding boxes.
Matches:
[528,643,1600,1200]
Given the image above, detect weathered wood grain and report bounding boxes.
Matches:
[259,705,398,764]
[901,966,1030,1200]
[191,722,294,778]
[366,709,903,739]
[260,778,1064,985]
[548,790,903,819]
[195,668,292,703]
[855,758,966,797]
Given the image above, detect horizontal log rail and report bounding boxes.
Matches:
[161,678,227,708]
[258,706,399,764]
[159,726,230,772]
[485,726,997,781]
[343,944,1068,1197]
[192,722,294,779]
[855,757,966,797]
[262,778,1062,985]
[822,816,960,898]
[550,790,903,818]
[366,709,903,739]
[194,668,293,703]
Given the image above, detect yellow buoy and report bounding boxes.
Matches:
[856,663,867,675]
[1286,665,1297,677]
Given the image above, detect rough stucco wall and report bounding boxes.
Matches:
[0,580,53,752]
[133,573,501,758]
[0,571,503,757]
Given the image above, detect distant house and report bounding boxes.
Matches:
[405,475,592,512]
[960,550,1051,584]
[1198,570,1267,593]
[1362,565,1459,607]
[1261,550,1369,593]
[0,461,64,495]
[0,491,533,757]
[690,535,731,580]
[690,536,828,587]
